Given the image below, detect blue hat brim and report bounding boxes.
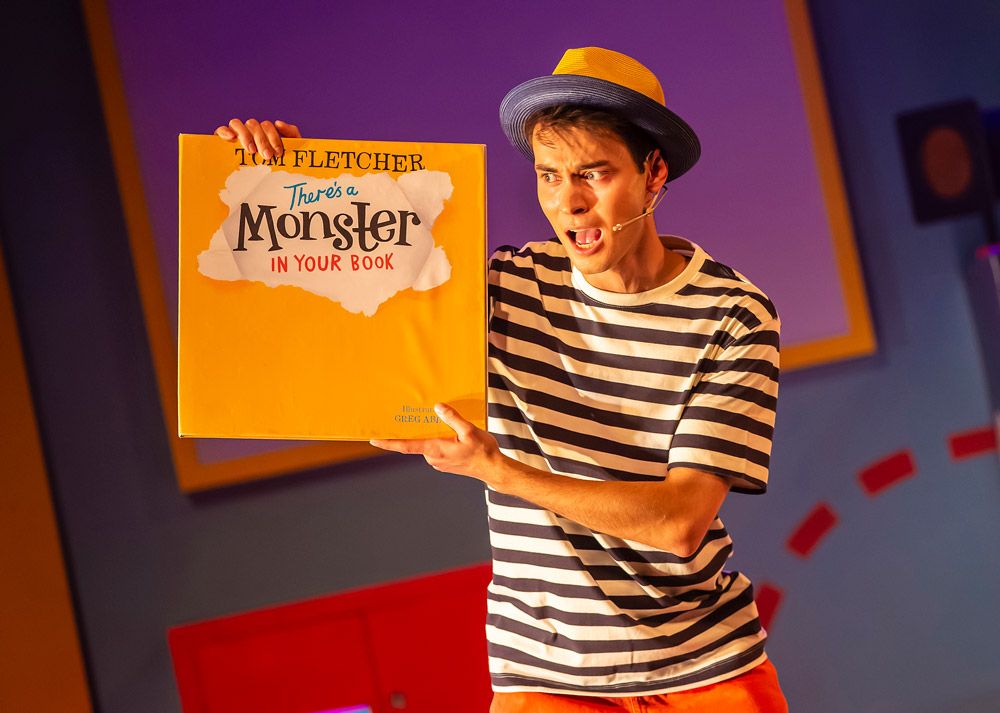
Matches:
[499,74,701,181]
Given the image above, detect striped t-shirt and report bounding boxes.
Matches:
[485,235,780,696]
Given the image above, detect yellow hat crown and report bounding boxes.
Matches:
[552,47,666,107]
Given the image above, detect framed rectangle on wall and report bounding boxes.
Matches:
[82,0,874,492]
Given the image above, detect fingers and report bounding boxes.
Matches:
[258,120,284,158]
[227,118,257,155]
[369,439,406,453]
[369,438,435,455]
[434,403,475,439]
[245,118,277,160]
[217,118,300,159]
[275,120,301,138]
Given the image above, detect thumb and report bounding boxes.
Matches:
[434,403,474,439]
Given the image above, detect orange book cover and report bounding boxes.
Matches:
[178,134,486,440]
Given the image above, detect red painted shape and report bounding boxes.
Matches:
[949,426,998,460]
[755,582,783,630]
[786,503,838,558]
[169,563,493,713]
[858,450,916,496]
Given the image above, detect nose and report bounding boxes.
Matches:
[556,179,590,216]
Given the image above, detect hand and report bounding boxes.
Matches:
[215,118,301,161]
[370,403,502,484]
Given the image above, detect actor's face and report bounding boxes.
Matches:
[532,125,655,282]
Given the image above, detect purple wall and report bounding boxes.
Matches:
[108,0,847,349]
[108,0,856,466]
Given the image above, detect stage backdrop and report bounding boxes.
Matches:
[84,0,874,491]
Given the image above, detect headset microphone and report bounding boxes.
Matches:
[611,186,668,232]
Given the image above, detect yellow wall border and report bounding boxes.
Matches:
[0,241,93,712]
[781,0,877,370]
[80,0,377,492]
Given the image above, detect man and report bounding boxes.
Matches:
[218,47,786,711]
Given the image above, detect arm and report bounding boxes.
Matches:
[371,404,730,557]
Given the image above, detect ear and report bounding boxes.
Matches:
[645,149,669,195]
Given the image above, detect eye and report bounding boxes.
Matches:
[582,170,606,181]
[539,172,559,184]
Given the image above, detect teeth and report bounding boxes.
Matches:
[571,228,601,247]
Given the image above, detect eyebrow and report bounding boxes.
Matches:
[534,160,613,172]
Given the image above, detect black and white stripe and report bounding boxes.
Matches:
[485,237,780,695]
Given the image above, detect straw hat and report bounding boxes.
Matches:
[499,47,701,181]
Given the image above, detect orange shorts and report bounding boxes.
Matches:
[489,659,788,713]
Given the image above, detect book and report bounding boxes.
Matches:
[178,134,486,440]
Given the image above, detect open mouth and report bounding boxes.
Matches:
[567,228,603,251]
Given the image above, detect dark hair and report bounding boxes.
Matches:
[525,104,659,172]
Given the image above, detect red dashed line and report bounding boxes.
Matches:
[755,582,783,630]
[786,503,838,558]
[858,450,916,496]
[948,426,998,460]
[776,432,985,625]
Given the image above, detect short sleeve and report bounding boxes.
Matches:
[667,317,780,494]
[488,246,517,323]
